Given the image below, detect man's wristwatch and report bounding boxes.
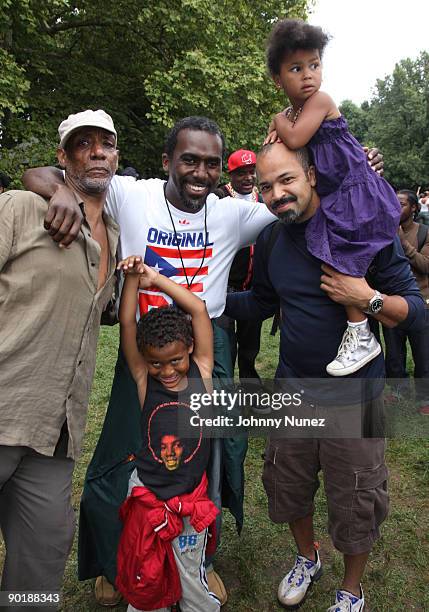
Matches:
[364,290,384,315]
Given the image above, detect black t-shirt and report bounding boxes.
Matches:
[136,359,210,500]
[217,184,264,290]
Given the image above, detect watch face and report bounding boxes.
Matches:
[370,297,384,313]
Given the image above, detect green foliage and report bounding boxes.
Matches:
[366,52,429,189]
[0,0,312,184]
[2,2,427,191]
[0,49,30,117]
[338,99,368,145]
[339,52,429,190]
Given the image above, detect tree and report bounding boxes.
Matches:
[0,0,312,184]
[338,99,368,145]
[365,52,429,189]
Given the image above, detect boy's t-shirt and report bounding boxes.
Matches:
[135,359,210,500]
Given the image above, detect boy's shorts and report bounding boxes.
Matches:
[126,469,220,612]
[262,434,388,555]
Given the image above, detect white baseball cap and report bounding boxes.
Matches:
[58,109,117,148]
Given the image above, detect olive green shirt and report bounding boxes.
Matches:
[0,190,119,459]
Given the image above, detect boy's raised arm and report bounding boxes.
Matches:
[22,167,83,246]
[118,259,214,395]
[129,262,214,378]
[118,257,148,403]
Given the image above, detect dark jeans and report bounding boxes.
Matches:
[224,288,263,385]
[230,317,263,383]
[383,309,429,403]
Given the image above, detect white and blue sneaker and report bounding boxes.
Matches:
[327,586,365,611]
[277,549,322,609]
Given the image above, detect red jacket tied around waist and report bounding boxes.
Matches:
[116,472,218,610]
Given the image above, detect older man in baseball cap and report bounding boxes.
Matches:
[0,109,119,604]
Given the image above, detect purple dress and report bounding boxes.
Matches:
[305,116,401,277]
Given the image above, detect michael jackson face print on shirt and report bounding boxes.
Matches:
[148,402,202,472]
[160,433,184,471]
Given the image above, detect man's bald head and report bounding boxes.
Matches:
[258,142,313,174]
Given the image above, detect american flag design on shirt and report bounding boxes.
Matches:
[138,227,213,314]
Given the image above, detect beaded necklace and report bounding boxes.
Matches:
[225,183,258,202]
[285,105,303,126]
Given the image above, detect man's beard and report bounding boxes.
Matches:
[80,176,113,194]
[271,196,301,225]
[180,193,205,212]
[278,208,301,225]
[67,170,113,194]
[177,177,212,212]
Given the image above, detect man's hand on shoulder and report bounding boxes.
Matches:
[22,166,84,247]
[44,184,84,247]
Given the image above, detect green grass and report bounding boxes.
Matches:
[1,321,428,611]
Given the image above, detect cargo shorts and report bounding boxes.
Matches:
[262,411,389,555]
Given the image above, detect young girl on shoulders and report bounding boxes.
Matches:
[265,19,400,376]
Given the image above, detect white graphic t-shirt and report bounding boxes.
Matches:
[106,177,275,318]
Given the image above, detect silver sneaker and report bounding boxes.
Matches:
[327,586,365,611]
[326,325,381,377]
[278,550,322,609]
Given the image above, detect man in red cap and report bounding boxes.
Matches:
[222,149,258,200]
[217,149,264,390]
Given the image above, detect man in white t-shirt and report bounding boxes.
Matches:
[105,138,273,318]
[418,190,429,225]
[23,116,275,607]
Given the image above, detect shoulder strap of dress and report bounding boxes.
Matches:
[417,223,428,252]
